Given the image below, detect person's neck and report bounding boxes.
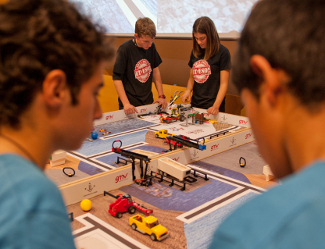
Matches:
[133,38,138,47]
[0,125,52,170]
[284,102,325,172]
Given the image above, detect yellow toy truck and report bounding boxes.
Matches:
[129,215,169,241]
[154,129,175,139]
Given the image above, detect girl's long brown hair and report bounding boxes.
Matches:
[192,16,220,60]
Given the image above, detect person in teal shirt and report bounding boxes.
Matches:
[0,0,114,248]
[209,0,325,248]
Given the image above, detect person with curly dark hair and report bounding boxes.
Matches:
[209,0,325,248]
[0,0,114,247]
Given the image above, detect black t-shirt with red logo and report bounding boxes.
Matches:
[188,44,231,111]
[113,39,162,108]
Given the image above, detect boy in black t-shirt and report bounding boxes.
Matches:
[113,17,167,114]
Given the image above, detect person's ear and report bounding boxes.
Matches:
[250,55,284,106]
[42,69,68,108]
[134,33,139,40]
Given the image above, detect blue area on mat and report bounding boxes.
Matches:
[78,160,105,175]
[75,130,148,156]
[96,153,128,168]
[96,145,165,168]
[135,181,173,198]
[190,161,251,184]
[120,178,236,212]
[185,191,257,249]
[93,119,156,138]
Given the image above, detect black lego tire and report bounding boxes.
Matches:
[116,212,123,218]
[128,206,136,214]
[150,233,157,241]
[131,223,137,230]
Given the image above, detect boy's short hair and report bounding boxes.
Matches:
[0,0,114,128]
[232,0,325,108]
[135,17,156,38]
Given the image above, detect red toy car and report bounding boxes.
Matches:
[108,193,153,218]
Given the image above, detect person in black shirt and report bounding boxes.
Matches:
[181,16,231,115]
[113,17,167,114]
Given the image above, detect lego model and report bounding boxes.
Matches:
[153,156,209,191]
[194,113,208,124]
[50,150,66,167]
[163,138,181,147]
[137,104,168,118]
[168,91,183,107]
[239,157,246,167]
[137,111,154,118]
[105,192,153,218]
[112,140,152,183]
[154,129,175,139]
[155,104,169,115]
[63,167,75,177]
[166,135,206,151]
[167,103,194,124]
[157,157,191,182]
[169,104,186,121]
[263,165,274,181]
[163,135,190,148]
[159,115,178,124]
[129,215,169,241]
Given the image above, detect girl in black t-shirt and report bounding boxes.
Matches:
[181,16,231,115]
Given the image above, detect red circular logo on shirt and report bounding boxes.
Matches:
[192,60,211,83]
[134,59,152,83]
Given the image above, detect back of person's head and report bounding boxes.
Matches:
[232,0,325,108]
[0,0,114,128]
[192,16,220,60]
[135,17,156,39]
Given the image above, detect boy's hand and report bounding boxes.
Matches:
[124,104,138,114]
[153,98,167,109]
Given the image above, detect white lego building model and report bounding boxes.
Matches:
[50,150,67,167]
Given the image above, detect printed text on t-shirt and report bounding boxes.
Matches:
[193,60,211,83]
[134,59,152,83]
